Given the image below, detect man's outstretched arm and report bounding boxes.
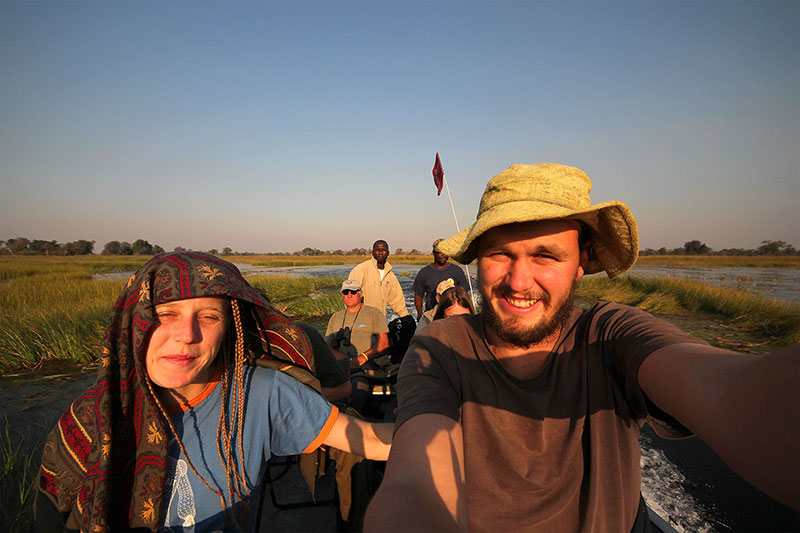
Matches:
[365,413,467,532]
[324,413,393,461]
[638,343,799,509]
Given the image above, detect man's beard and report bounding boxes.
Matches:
[481,280,577,348]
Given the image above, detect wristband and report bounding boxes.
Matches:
[359,353,368,364]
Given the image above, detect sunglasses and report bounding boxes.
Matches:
[342,289,360,295]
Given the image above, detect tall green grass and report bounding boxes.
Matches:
[0,417,40,532]
[0,255,148,280]
[247,275,345,318]
[577,276,800,344]
[0,273,345,372]
[0,274,123,372]
[635,255,800,268]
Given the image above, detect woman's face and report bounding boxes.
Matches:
[444,302,471,318]
[145,296,229,402]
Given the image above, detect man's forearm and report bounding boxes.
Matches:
[366,475,464,532]
[414,294,424,318]
[640,343,800,509]
[365,414,467,531]
[325,414,392,460]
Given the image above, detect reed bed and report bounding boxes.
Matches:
[246,275,345,317]
[0,255,148,280]
[0,417,41,532]
[0,272,345,372]
[635,255,800,268]
[0,274,123,372]
[577,275,800,344]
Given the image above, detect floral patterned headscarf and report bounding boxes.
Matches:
[38,252,317,531]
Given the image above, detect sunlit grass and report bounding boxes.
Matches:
[0,271,346,372]
[577,276,800,344]
[635,255,800,268]
[0,275,122,372]
[0,255,149,280]
[0,417,40,532]
[247,275,345,318]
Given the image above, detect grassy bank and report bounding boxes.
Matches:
[635,255,800,268]
[0,255,149,280]
[577,276,800,344]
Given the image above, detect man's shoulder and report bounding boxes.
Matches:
[576,300,654,323]
[361,304,387,320]
[327,308,346,322]
[416,264,434,275]
[562,300,691,346]
[350,259,374,274]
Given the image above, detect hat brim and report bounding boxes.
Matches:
[437,199,638,279]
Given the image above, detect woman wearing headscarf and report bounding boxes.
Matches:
[35,252,391,532]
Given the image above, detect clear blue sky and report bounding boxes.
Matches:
[2,0,798,253]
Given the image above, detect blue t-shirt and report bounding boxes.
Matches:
[160,366,336,532]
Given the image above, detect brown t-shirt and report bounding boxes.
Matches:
[395,301,705,532]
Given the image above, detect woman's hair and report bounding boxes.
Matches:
[433,286,475,320]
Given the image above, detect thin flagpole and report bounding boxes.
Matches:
[442,175,476,305]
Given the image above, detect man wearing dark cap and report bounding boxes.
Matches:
[411,239,469,320]
[366,163,799,532]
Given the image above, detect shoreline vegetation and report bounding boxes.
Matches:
[1,256,798,531]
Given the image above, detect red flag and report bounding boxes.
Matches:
[432,152,444,196]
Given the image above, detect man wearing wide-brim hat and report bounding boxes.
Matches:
[366,163,799,531]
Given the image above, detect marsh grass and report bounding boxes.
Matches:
[247,275,345,318]
[0,275,122,372]
[635,255,800,268]
[0,417,40,532]
[247,275,342,301]
[578,276,800,344]
[0,255,148,280]
[1,272,346,372]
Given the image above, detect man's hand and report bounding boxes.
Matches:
[351,353,369,369]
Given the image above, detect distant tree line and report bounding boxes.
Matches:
[639,240,798,256]
[0,237,97,256]
[3,237,796,257]
[290,247,427,256]
[101,240,166,256]
[0,237,164,256]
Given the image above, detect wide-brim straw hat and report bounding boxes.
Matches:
[437,163,638,279]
